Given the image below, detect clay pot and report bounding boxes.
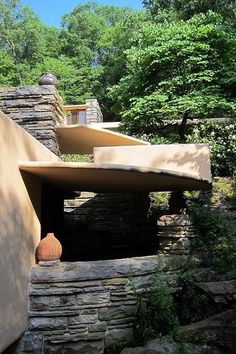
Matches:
[38,72,59,87]
[36,233,62,261]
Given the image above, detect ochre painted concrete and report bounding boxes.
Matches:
[94,144,211,183]
[56,124,149,154]
[18,161,211,192]
[0,111,59,352]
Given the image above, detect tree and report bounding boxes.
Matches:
[110,13,236,136]
[143,0,236,21]
[60,2,143,116]
[96,11,146,120]
[0,51,17,85]
[0,0,63,86]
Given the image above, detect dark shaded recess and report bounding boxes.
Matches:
[41,184,64,241]
[2,339,19,354]
[62,193,158,261]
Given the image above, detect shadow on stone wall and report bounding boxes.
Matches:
[62,193,158,261]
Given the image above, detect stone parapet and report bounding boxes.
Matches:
[0,85,64,155]
[18,255,187,353]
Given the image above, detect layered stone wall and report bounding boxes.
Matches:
[63,192,157,261]
[157,214,195,255]
[18,255,187,353]
[0,85,64,155]
[85,99,103,124]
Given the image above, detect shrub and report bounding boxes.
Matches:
[129,263,179,345]
[61,154,92,162]
[176,264,210,325]
[189,204,236,275]
[186,120,236,177]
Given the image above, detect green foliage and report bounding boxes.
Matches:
[175,342,200,354]
[189,204,236,274]
[104,340,134,354]
[111,12,236,135]
[129,263,178,345]
[176,264,210,325]
[211,177,236,205]
[143,0,236,22]
[186,120,236,176]
[60,2,142,114]
[0,0,141,115]
[61,154,92,163]
[0,51,16,85]
[1,0,236,129]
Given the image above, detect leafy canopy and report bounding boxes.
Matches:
[143,0,236,21]
[111,12,236,135]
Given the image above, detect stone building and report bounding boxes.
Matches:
[0,84,211,353]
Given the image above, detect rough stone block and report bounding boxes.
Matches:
[106,317,135,329]
[77,291,110,306]
[17,332,44,354]
[46,331,104,344]
[99,305,137,321]
[68,312,98,326]
[80,309,98,316]
[28,317,67,331]
[44,339,104,354]
[157,214,192,226]
[102,278,127,287]
[89,322,107,333]
[49,295,76,308]
[30,296,50,311]
[105,327,134,348]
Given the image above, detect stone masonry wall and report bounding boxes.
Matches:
[18,255,187,354]
[85,99,103,124]
[0,85,64,155]
[63,192,157,261]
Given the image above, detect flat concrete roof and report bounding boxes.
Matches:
[63,105,89,111]
[18,161,211,192]
[56,125,149,154]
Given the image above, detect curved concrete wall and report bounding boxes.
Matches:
[0,111,59,351]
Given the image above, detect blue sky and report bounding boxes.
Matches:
[20,0,144,27]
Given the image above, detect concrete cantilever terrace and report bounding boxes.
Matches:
[18,144,212,192]
[56,124,150,154]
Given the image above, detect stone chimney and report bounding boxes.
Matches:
[0,85,64,156]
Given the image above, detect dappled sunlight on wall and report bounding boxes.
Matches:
[0,111,59,352]
[94,144,211,183]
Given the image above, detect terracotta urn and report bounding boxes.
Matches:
[38,72,59,87]
[36,233,62,261]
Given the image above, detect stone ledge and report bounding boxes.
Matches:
[31,255,188,284]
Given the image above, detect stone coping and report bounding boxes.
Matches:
[31,254,188,283]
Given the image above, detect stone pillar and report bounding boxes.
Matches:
[0,85,64,155]
[85,99,103,124]
[157,214,195,255]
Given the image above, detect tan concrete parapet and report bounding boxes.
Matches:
[56,124,149,154]
[94,144,212,184]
